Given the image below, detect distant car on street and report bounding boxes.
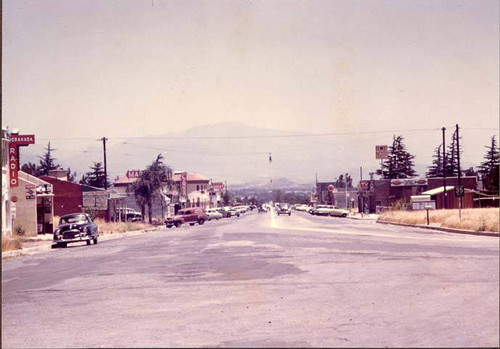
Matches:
[205,208,223,221]
[53,213,99,247]
[165,208,208,228]
[294,204,310,212]
[277,203,292,216]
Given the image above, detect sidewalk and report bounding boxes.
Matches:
[2,227,163,260]
[348,213,380,220]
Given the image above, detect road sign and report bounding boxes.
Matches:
[455,186,465,197]
[375,145,388,160]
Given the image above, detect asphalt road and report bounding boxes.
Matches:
[2,211,499,348]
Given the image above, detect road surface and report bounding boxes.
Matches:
[2,211,499,347]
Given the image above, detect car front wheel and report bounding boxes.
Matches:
[198,219,205,225]
[175,222,182,228]
[93,237,98,244]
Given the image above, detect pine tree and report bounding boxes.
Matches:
[478,136,499,194]
[21,162,41,177]
[82,162,109,188]
[377,135,417,179]
[427,145,443,177]
[38,142,59,175]
[446,130,462,177]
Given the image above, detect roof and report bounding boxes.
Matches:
[172,173,209,182]
[422,186,455,196]
[113,176,138,185]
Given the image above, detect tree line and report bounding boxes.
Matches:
[377,134,498,194]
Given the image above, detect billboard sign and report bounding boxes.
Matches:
[390,178,428,187]
[9,134,35,188]
[26,184,36,199]
[375,145,389,160]
[360,180,370,191]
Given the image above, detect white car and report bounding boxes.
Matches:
[329,207,350,218]
[205,208,223,221]
[295,204,310,212]
[232,206,248,214]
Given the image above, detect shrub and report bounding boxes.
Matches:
[14,225,26,236]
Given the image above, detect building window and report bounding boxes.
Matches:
[197,185,200,191]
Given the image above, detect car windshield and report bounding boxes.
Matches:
[60,214,87,225]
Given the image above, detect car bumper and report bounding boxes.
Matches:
[54,233,93,244]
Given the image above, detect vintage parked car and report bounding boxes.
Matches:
[217,206,240,218]
[276,203,291,216]
[329,207,350,218]
[311,205,335,215]
[116,207,142,222]
[165,208,208,228]
[205,208,223,221]
[53,213,99,247]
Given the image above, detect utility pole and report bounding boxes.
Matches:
[456,124,462,219]
[100,137,108,190]
[442,128,447,209]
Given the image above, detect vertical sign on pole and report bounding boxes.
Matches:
[181,172,188,205]
[9,134,35,188]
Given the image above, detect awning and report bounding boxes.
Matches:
[422,186,455,196]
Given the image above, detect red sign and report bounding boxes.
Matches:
[9,134,35,188]
[11,134,35,145]
[180,172,188,199]
[9,144,19,187]
[126,169,143,178]
[11,196,18,203]
[209,182,224,191]
[360,180,370,191]
[390,178,428,187]
[328,184,335,192]
[375,145,388,160]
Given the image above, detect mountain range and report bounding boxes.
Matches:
[20,121,449,186]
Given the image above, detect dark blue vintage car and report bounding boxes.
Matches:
[53,213,99,247]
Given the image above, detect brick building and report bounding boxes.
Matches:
[358,176,478,213]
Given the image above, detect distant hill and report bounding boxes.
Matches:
[19,121,440,186]
[229,177,312,191]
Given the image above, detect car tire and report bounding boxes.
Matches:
[93,237,98,244]
[60,242,67,248]
[289,213,291,216]
[175,222,182,228]
[86,240,91,246]
[342,213,347,218]
[190,223,195,226]
[198,219,205,225]
[208,218,211,221]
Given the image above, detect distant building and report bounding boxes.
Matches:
[11,171,55,236]
[40,173,108,219]
[208,182,225,208]
[315,181,359,211]
[358,176,478,213]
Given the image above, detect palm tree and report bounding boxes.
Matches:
[131,154,174,224]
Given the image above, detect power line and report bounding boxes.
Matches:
[35,127,445,142]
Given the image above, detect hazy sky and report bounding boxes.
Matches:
[3,0,499,183]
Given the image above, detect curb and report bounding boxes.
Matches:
[377,220,499,237]
[2,227,164,260]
